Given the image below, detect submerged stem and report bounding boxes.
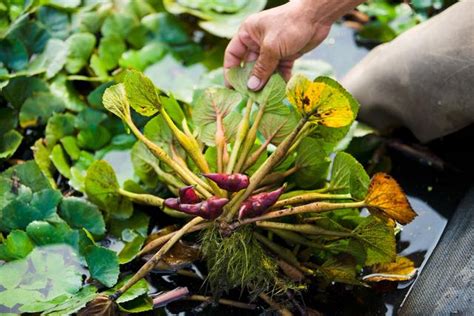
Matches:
[187,295,257,310]
[226,98,253,174]
[113,217,204,300]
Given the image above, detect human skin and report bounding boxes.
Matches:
[224,0,365,91]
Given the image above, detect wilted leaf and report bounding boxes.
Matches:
[365,173,417,224]
[59,197,106,236]
[353,216,396,265]
[162,241,200,268]
[0,129,23,160]
[103,83,131,122]
[0,230,35,261]
[287,75,356,128]
[330,152,370,200]
[226,62,285,105]
[363,256,417,282]
[85,160,133,219]
[319,255,363,285]
[123,69,161,116]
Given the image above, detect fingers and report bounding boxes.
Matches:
[224,34,249,88]
[278,59,295,82]
[248,44,279,91]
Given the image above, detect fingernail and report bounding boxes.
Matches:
[247,76,261,90]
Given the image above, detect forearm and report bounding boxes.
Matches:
[293,0,365,25]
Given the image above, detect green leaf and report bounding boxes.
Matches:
[98,35,126,70]
[192,87,243,145]
[0,129,23,160]
[330,152,370,201]
[259,103,300,145]
[26,220,79,248]
[60,136,81,161]
[118,294,153,313]
[101,13,136,39]
[293,137,330,189]
[8,20,50,55]
[123,69,161,116]
[50,144,72,178]
[0,108,18,135]
[84,245,120,287]
[119,42,167,71]
[0,189,62,232]
[45,113,76,146]
[37,6,70,40]
[40,285,97,316]
[0,37,28,71]
[28,39,68,78]
[226,62,285,105]
[353,216,396,265]
[85,160,133,219]
[0,245,83,314]
[65,32,96,74]
[109,210,150,238]
[118,234,146,264]
[318,255,362,286]
[102,83,131,122]
[20,93,66,128]
[2,160,52,193]
[77,125,112,151]
[2,76,49,109]
[0,230,35,261]
[325,239,366,266]
[41,0,81,9]
[59,197,106,236]
[131,142,160,188]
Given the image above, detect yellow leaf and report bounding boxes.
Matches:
[365,173,417,225]
[286,75,355,128]
[362,256,417,282]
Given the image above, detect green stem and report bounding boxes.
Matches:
[259,166,299,187]
[230,200,365,229]
[226,98,253,174]
[118,189,163,206]
[234,102,266,173]
[256,221,352,238]
[241,120,286,173]
[127,121,212,198]
[215,113,226,173]
[269,229,325,250]
[113,217,204,300]
[273,192,352,208]
[225,118,309,221]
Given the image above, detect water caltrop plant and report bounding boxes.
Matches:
[83,64,417,313]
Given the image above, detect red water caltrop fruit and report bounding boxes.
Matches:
[179,186,201,204]
[238,186,285,219]
[179,197,229,220]
[164,197,180,210]
[203,173,249,192]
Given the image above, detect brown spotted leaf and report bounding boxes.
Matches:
[365,173,417,225]
[362,256,417,282]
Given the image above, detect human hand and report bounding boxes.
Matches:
[224,0,332,91]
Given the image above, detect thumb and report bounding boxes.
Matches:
[248,46,279,91]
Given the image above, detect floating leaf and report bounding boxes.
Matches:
[0,37,28,71]
[105,275,149,304]
[98,35,126,70]
[362,256,417,282]
[0,230,35,261]
[77,125,112,151]
[0,129,23,160]
[28,39,68,78]
[102,83,131,122]
[60,136,81,161]
[118,294,153,313]
[119,42,167,71]
[287,75,356,127]
[330,152,370,200]
[85,160,133,219]
[118,233,145,264]
[192,87,242,145]
[83,245,120,287]
[65,32,96,74]
[59,197,106,236]
[20,93,66,128]
[2,160,52,192]
[123,69,161,116]
[50,144,72,178]
[353,216,396,265]
[2,76,49,109]
[365,173,417,224]
[40,285,97,316]
[26,220,79,248]
[226,62,285,105]
[45,113,75,146]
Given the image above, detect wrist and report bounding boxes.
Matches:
[291,0,361,27]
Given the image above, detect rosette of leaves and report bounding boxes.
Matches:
[80,65,419,314]
[163,0,267,38]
